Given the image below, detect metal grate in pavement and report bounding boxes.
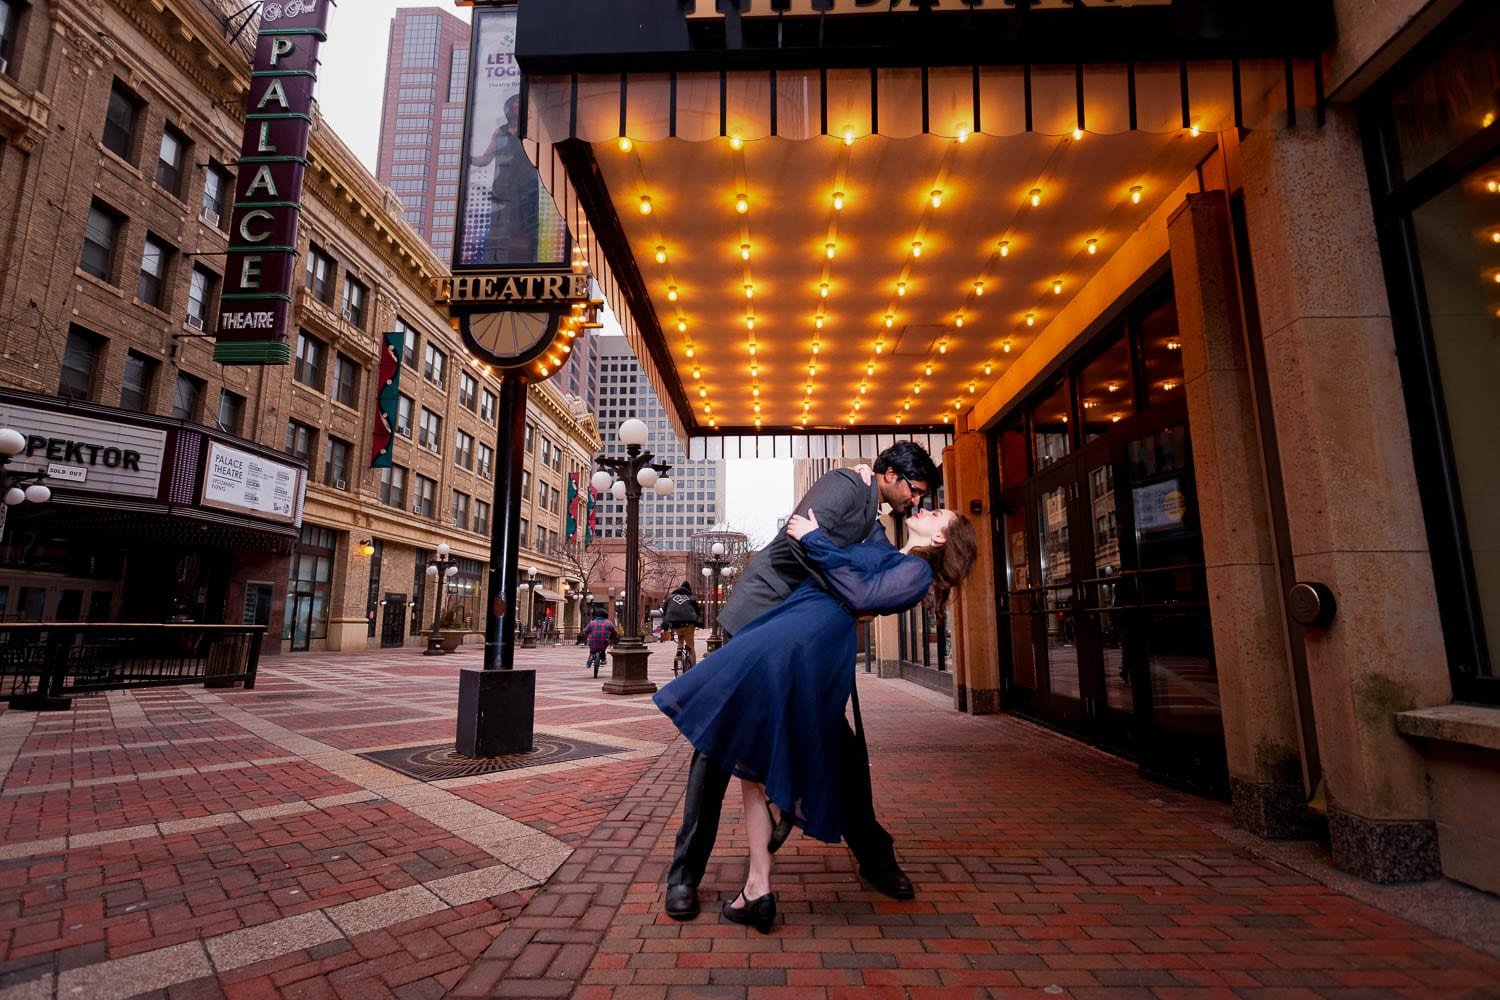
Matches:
[356,736,626,782]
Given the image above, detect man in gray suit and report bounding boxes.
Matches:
[664,441,940,920]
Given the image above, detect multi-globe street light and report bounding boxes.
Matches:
[0,428,50,542]
[590,417,673,695]
[700,542,737,653]
[424,543,459,656]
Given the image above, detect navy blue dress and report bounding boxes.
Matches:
[653,528,932,844]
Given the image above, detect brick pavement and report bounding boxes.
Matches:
[0,642,1497,999]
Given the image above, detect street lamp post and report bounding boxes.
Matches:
[700,542,737,653]
[591,417,673,695]
[519,565,540,648]
[0,428,50,544]
[424,543,458,656]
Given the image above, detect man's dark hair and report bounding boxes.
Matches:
[873,440,938,488]
[593,608,607,618]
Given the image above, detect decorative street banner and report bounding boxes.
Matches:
[459,4,568,268]
[584,485,597,547]
[371,332,403,468]
[214,0,335,366]
[565,473,579,540]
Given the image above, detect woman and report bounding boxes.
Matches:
[653,505,978,932]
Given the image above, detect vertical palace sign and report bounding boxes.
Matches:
[215,0,334,366]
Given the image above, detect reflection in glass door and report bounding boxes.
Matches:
[1036,478,1083,718]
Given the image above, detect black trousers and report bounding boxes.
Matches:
[666,717,897,888]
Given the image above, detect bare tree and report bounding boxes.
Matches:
[557,537,609,603]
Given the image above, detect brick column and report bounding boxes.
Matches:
[1239,112,1449,881]
[1167,191,1306,837]
[944,432,1000,714]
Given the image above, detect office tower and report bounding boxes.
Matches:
[375,7,470,262]
[592,337,723,550]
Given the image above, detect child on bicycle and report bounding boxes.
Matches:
[661,581,703,670]
[582,609,617,677]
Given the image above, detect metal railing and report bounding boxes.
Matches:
[0,624,265,710]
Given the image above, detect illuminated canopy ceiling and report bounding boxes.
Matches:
[513,1,1328,443]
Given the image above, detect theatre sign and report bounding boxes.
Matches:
[214,0,334,366]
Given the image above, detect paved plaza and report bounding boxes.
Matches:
[0,643,1497,999]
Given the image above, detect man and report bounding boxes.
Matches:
[664,441,938,920]
[661,581,703,668]
[582,608,617,678]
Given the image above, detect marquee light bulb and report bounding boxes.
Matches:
[748,340,757,353]
[924,363,933,376]
[897,281,907,296]
[685,344,695,358]
[957,128,969,143]
[750,363,759,377]
[745,317,756,332]
[875,339,884,354]
[974,281,984,296]
[811,341,820,355]
[730,135,743,150]
[832,191,845,210]
[826,242,837,259]
[999,240,1010,257]
[843,130,855,146]
[754,402,761,413]
[1072,128,1084,141]
[698,386,707,398]
[866,362,875,376]
[703,402,711,413]
[744,284,754,299]
[819,283,829,298]
[655,245,667,264]
[1130,185,1143,204]
[815,316,825,329]
[677,319,687,333]
[1029,188,1042,207]
[808,362,817,376]
[667,285,678,302]
[618,136,633,152]
[913,382,921,394]
[885,315,894,328]
[955,314,964,328]
[1190,124,1201,137]
[1053,279,1064,295]
[853,400,861,411]
[931,190,942,208]
[639,195,652,214]
[969,382,976,394]
[911,241,922,257]
[1003,339,1012,354]
[859,383,867,396]
[735,193,748,214]
[1025,313,1035,327]
[903,400,911,411]
[741,244,751,260]
[801,415,809,425]
[1086,238,1098,255]
[692,366,701,379]
[955,399,963,411]
[984,362,994,374]
[805,383,813,395]
[939,339,948,354]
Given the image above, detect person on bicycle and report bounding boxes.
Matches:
[661,581,702,669]
[582,609,617,677]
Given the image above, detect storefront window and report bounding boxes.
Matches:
[1388,9,1500,183]
[284,525,334,650]
[1031,380,1071,470]
[1078,330,1136,441]
[1139,298,1185,408]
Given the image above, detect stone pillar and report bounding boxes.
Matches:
[944,432,1000,714]
[1240,111,1450,881]
[1168,191,1307,837]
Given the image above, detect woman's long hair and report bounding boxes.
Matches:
[908,513,980,607]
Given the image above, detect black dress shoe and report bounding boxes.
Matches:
[665,884,699,920]
[721,890,776,933]
[858,863,915,900]
[766,802,795,855]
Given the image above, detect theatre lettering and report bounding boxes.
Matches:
[438,272,591,306]
[24,436,142,471]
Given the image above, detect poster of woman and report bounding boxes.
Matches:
[459,7,567,268]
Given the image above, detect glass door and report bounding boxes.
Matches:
[1033,464,1087,727]
[1073,441,1139,751]
[287,591,313,652]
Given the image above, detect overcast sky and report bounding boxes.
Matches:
[316,2,794,543]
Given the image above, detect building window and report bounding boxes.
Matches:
[448,47,468,103]
[59,326,103,400]
[186,265,216,329]
[455,429,474,469]
[332,353,359,408]
[521,469,531,501]
[324,436,351,489]
[477,442,493,480]
[396,394,414,437]
[304,243,334,304]
[423,343,446,388]
[0,1,22,76]
[480,389,496,423]
[418,408,441,453]
[79,202,120,281]
[458,371,477,410]
[519,518,529,548]
[156,125,188,196]
[217,389,244,433]
[474,499,491,535]
[201,162,230,225]
[136,234,170,308]
[401,13,439,67]
[285,419,316,461]
[379,465,408,508]
[102,80,141,160]
[414,474,436,517]
[341,276,366,328]
[451,490,470,531]
[398,318,418,368]
[294,331,325,391]
[119,350,155,412]
[524,423,534,452]
[539,437,553,470]
[172,372,204,421]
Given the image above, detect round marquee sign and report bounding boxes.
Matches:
[458,311,561,370]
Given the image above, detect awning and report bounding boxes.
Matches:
[512,0,1329,442]
[535,588,567,603]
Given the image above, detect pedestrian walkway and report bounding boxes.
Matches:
[0,642,1497,999]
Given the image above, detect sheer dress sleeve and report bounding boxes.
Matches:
[797,528,933,616]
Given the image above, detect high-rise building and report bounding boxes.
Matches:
[592,337,722,550]
[375,7,470,263]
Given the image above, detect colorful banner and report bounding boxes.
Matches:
[565,473,579,541]
[584,486,597,547]
[371,332,402,468]
[214,0,335,366]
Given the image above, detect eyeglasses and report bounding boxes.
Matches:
[901,477,929,508]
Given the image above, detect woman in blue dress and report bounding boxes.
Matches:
[653,505,978,932]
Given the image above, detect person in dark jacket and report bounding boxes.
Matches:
[661,581,703,667]
[662,441,939,922]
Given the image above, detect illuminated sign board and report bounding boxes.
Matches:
[215,0,335,366]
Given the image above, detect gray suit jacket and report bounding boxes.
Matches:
[718,468,880,638]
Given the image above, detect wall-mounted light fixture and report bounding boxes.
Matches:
[358,538,376,557]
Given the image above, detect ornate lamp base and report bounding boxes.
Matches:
[602,642,657,695]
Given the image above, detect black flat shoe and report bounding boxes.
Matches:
[665,884,699,920]
[859,863,916,900]
[721,890,776,933]
[766,802,795,855]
